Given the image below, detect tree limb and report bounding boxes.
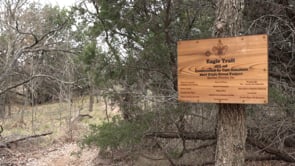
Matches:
[145,131,295,163]
[0,132,53,148]
[0,76,36,96]
[245,154,280,161]
[247,137,295,162]
[145,131,215,140]
[0,74,78,96]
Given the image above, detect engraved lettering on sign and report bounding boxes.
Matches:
[181,92,195,94]
[178,35,268,104]
[206,58,235,64]
[216,90,226,92]
[209,94,234,96]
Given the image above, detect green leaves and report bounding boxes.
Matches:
[81,42,97,69]
[269,87,294,111]
[75,0,215,152]
[83,115,149,149]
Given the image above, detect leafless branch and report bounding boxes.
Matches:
[0,74,77,96]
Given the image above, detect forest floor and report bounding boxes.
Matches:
[0,97,122,166]
[27,143,98,166]
[1,97,295,166]
[1,142,101,166]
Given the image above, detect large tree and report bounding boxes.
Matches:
[213,0,246,165]
[77,0,216,163]
[75,0,214,119]
[0,0,77,117]
[78,0,295,165]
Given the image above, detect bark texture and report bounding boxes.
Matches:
[213,0,244,37]
[215,104,246,166]
[213,0,246,166]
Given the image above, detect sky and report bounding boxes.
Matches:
[35,0,77,8]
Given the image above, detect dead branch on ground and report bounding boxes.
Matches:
[0,132,53,148]
[145,131,295,163]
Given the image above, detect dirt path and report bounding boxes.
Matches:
[25,143,102,166]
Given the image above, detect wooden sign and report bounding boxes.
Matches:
[178,34,268,104]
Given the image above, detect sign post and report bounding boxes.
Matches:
[178,34,268,104]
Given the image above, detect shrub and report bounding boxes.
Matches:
[83,115,149,150]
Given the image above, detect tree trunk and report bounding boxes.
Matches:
[213,0,246,166]
[88,74,94,112]
[0,95,5,119]
[215,104,246,166]
[89,89,94,112]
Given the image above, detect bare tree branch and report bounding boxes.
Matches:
[0,74,77,96]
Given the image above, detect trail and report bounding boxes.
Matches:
[25,143,103,166]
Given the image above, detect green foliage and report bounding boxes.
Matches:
[43,5,70,27]
[80,42,97,71]
[83,115,149,150]
[168,148,183,159]
[79,41,124,87]
[269,87,290,105]
[74,0,215,154]
[73,0,214,92]
[269,87,295,115]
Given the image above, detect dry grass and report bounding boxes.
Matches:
[1,96,117,144]
[0,96,122,165]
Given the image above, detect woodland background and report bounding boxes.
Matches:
[1,0,295,165]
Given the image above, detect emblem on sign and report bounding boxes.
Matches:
[204,40,229,57]
[212,40,228,56]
